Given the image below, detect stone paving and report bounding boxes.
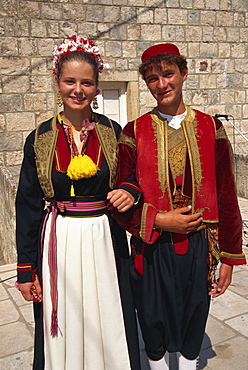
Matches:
[0,198,248,370]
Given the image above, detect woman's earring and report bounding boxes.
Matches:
[92,96,98,110]
[57,92,63,107]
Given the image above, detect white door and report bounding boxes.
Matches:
[93,82,128,128]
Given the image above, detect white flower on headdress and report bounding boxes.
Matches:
[52,35,104,75]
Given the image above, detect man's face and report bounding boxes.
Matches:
[145,62,188,114]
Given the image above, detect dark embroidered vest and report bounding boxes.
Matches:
[33,114,118,198]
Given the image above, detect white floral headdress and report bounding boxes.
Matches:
[52,35,104,75]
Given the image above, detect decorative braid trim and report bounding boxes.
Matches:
[220,251,246,260]
[17,263,32,273]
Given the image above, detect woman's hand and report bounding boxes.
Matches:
[208,263,233,298]
[107,189,135,213]
[154,206,203,234]
[18,275,42,302]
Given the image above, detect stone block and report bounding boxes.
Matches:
[231,43,245,58]
[140,91,156,107]
[110,23,127,40]
[18,0,40,18]
[0,94,23,112]
[62,3,86,20]
[191,90,208,105]
[206,0,220,9]
[31,58,49,75]
[202,27,214,42]
[121,7,136,23]
[37,38,54,57]
[188,10,200,25]
[166,0,180,7]
[46,21,59,38]
[0,57,30,75]
[18,38,37,56]
[186,75,199,89]
[0,350,34,370]
[140,24,161,41]
[234,90,245,104]
[60,21,78,39]
[213,27,227,42]
[78,22,97,37]
[0,133,23,151]
[200,11,216,26]
[137,8,154,24]
[240,27,248,43]
[105,41,122,57]
[104,6,120,23]
[0,37,18,56]
[0,0,18,16]
[41,3,62,20]
[6,151,23,167]
[193,0,205,8]
[0,115,5,132]
[122,41,136,57]
[116,58,128,70]
[0,322,33,357]
[226,27,239,42]
[185,26,202,41]
[206,337,248,370]
[221,89,235,104]
[200,74,217,89]
[216,11,233,26]
[30,76,53,93]
[0,300,19,325]
[126,0,144,5]
[200,43,218,58]
[6,112,35,132]
[30,20,47,38]
[188,42,200,57]
[127,25,141,40]
[154,8,167,24]
[234,12,245,27]
[113,0,128,4]
[86,5,104,22]
[168,9,187,25]
[243,104,248,119]
[235,59,248,73]
[218,43,230,57]
[180,0,193,8]
[226,74,243,88]
[2,75,29,94]
[24,93,47,111]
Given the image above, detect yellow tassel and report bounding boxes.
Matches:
[70,183,75,197]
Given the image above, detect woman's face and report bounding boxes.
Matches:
[56,59,97,115]
[145,62,188,115]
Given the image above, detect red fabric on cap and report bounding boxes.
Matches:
[141,43,180,63]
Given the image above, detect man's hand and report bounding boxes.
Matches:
[107,189,135,213]
[208,263,233,298]
[154,206,203,234]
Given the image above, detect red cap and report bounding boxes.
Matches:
[141,43,180,63]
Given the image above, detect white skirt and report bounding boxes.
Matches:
[42,213,131,370]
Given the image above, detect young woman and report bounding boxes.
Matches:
[16,35,140,370]
[111,43,246,370]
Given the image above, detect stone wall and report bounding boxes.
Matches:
[1,0,248,262]
[0,166,17,264]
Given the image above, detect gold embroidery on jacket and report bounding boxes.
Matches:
[34,117,58,198]
[216,125,228,140]
[119,132,136,148]
[150,109,171,200]
[95,118,118,189]
[168,126,186,179]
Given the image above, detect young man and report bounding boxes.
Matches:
[110,43,246,370]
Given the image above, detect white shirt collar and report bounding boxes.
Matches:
[158,110,187,130]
